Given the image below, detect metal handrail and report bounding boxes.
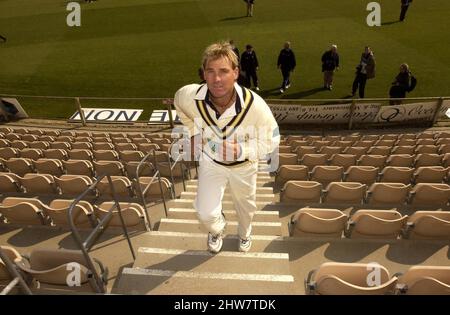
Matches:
[165,141,189,196]
[67,174,136,293]
[0,247,32,295]
[135,149,168,219]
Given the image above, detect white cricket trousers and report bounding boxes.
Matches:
[195,158,258,239]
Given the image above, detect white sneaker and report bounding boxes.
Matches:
[279,88,284,93]
[207,231,224,254]
[255,87,260,91]
[239,237,252,252]
[286,84,291,89]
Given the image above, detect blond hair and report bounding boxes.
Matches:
[202,41,239,70]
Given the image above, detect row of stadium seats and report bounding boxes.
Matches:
[0,133,171,146]
[0,148,151,161]
[0,197,150,230]
[280,181,450,206]
[283,144,450,156]
[282,131,450,143]
[0,139,168,152]
[0,126,173,139]
[305,262,450,295]
[284,139,450,150]
[276,165,450,186]
[277,153,450,169]
[0,173,172,200]
[288,207,449,239]
[0,158,160,178]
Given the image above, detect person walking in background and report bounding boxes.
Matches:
[351,46,375,98]
[245,0,255,17]
[174,41,279,254]
[277,41,296,93]
[389,63,416,104]
[400,0,413,22]
[240,44,260,91]
[321,44,340,90]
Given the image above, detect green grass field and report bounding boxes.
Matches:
[1,0,449,119]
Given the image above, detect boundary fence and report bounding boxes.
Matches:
[0,93,449,130]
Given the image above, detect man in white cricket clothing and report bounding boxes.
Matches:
[174,41,279,253]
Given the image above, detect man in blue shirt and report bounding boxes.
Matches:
[240,44,260,91]
[321,45,340,90]
[277,41,296,93]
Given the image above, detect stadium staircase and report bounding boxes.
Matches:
[115,167,297,295]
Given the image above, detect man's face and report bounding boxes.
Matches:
[204,56,238,99]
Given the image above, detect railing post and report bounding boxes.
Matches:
[75,97,87,127]
[431,97,444,126]
[164,98,174,129]
[0,248,32,295]
[348,99,357,130]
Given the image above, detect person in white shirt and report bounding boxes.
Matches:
[174,41,279,253]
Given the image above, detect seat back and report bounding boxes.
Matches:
[409,183,450,206]
[290,208,347,237]
[399,266,450,295]
[413,166,447,184]
[308,262,397,295]
[276,165,309,185]
[348,209,407,239]
[379,167,413,184]
[406,211,450,240]
[367,183,411,205]
[34,159,64,176]
[344,166,378,185]
[323,182,366,204]
[311,166,343,187]
[281,181,322,203]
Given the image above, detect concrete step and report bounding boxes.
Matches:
[133,247,290,275]
[117,268,295,294]
[171,199,270,210]
[158,218,282,236]
[168,208,279,222]
[186,179,272,187]
[180,192,275,203]
[185,185,273,194]
[136,231,286,252]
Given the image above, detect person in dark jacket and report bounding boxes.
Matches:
[321,44,340,90]
[277,41,296,93]
[351,46,375,98]
[240,44,260,91]
[400,0,413,21]
[389,63,414,105]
